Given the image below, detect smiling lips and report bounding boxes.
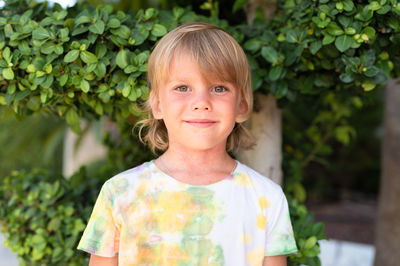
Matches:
[184,119,217,128]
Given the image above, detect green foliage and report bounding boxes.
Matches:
[0,0,204,133]
[0,167,106,265]
[243,0,400,99]
[287,197,326,266]
[0,106,65,176]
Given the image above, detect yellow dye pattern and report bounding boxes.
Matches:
[256,214,267,231]
[258,196,270,210]
[245,246,265,266]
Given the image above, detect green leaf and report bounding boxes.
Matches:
[89,20,105,35]
[75,15,91,26]
[4,24,13,38]
[303,245,321,258]
[124,65,137,74]
[286,30,298,43]
[304,236,318,250]
[244,38,261,52]
[107,18,120,28]
[151,24,167,37]
[0,95,6,105]
[80,51,98,64]
[59,74,68,86]
[338,15,351,28]
[311,222,325,238]
[355,6,373,21]
[32,27,50,39]
[343,0,355,12]
[65,108,81,134]
[64,50,80,63]
[128,88,137,101]
[95,101,103,115]
[364,66,379,77]
[111,25,131,39]
[335,35,352,52]
[116,49,128,69]
[54,45,64,55]
[362,80,376,91]
[42,75,54,89]
[54,10,67,20]
[339,73,354,83]
[268,66,283,81]
[368,1,381,11]
[361,26,376,40]
[122,83,131,97]
[41,42,56,54]
[294,182,306,202]
[261,46,279,64]
[137,51,149,65]
[131,28,147,46]
[59,28,70,41]
[322,34,335,45]
[334,125,355,145]
[94,63,106,78]
[310,41,322,55]
[15,90,30,101]
[2,47,11,62]
[51,247,63,262]
[345,27,356,35]
[327,22,344,36]
[72,26,88,36]
[377,5,391,14]
[80,79,90,93]
[233,0,248,13]
[98,91,110,102]
[2,68,14,80]
[19,41,31,55]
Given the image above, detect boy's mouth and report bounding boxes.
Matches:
[184,119,217,128]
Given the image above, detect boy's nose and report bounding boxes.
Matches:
[191,91,212,111]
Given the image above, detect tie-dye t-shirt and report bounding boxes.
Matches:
[77,160,297,265]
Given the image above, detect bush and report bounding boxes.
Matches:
[0,167,106,265]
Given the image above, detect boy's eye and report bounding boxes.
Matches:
[213,86,227,93]
[175,85,189,92]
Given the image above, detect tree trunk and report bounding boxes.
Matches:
[374,79,400,266]
[238,0,282,185]
[237,93,282,184]
[62,119,108,178]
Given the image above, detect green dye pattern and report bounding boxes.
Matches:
[85,217,107,252]
[186,186,216,203]
[107,178,129,208]
[177,187,225,264]
[183,215,214,236]
[181,237,225,265]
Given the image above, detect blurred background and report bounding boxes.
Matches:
[1,0,398,265]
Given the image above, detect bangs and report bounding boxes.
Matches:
[148,24,250,98]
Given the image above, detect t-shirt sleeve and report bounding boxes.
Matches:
[77,181,120,257]
[264,187,298,256]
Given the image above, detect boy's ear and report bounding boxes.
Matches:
[149,91,163,119]
[235,99,248,123]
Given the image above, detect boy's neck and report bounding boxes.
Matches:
[159,142,235,175]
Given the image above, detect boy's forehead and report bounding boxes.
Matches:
[165,52,232,84]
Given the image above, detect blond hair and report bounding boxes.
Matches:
[136,22,254,154]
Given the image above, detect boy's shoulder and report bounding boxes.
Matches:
[102,160,154,188]
[236,160,284,195]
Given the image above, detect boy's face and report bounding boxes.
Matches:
[150,52,248,152]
